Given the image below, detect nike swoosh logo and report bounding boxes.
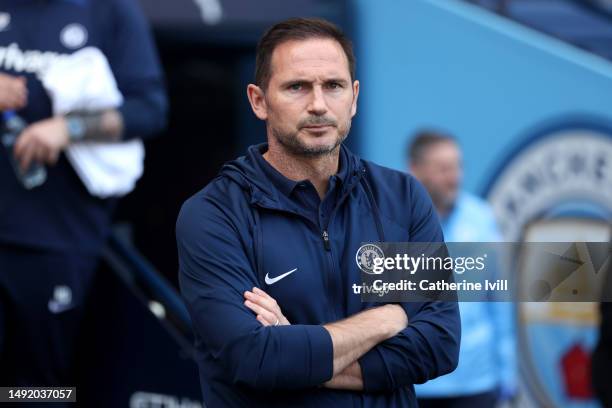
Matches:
[265,268,298,285]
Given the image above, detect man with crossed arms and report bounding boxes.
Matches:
[177,17,460,407]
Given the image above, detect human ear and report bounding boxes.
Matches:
[247,84,268,120]
[350,80,359,117]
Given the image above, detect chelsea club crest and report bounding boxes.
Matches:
[355,244,385,274]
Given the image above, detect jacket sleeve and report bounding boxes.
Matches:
[176,190,334,391]
[358,176,461,392]
[103,0,168,140]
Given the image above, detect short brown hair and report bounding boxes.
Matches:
[407,130,457,164]
[255,18,356,90]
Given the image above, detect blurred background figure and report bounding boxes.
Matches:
[0,0,166,398]
[408,130,517,408]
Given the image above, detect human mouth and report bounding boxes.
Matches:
[302,124,334,131]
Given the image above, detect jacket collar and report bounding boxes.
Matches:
[221,143,364,210]
[249,143,352,199]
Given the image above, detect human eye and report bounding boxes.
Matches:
[325,81,345,91]
[287,82,303,91]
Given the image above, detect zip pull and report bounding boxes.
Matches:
[322,230,331,251]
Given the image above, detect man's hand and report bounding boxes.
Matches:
[244,287,291,326]
[14,116,70,171]
[0,73,27,111]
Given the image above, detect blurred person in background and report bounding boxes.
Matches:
[408,130,517,408]
[0,0,167,393]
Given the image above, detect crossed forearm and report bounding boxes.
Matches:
[243,289,408,391]
[324,361,363,390]
[323,304,408,388]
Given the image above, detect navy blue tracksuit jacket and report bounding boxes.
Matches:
[177,144,461,407]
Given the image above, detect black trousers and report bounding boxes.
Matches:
[0,243,98,391]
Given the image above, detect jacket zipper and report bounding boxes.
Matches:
[319,173,364,319]
[321,230,331,251]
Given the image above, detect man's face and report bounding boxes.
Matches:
[249,38,359,157]
[411,141,462,212]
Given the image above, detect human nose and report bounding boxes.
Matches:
[307,86,328,115]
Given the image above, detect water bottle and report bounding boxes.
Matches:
[1,111,47,189]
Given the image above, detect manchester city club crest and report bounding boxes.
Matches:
[485,116,612,408]
[355,244,385,274]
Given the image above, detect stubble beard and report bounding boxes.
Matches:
[271,117,352,158]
